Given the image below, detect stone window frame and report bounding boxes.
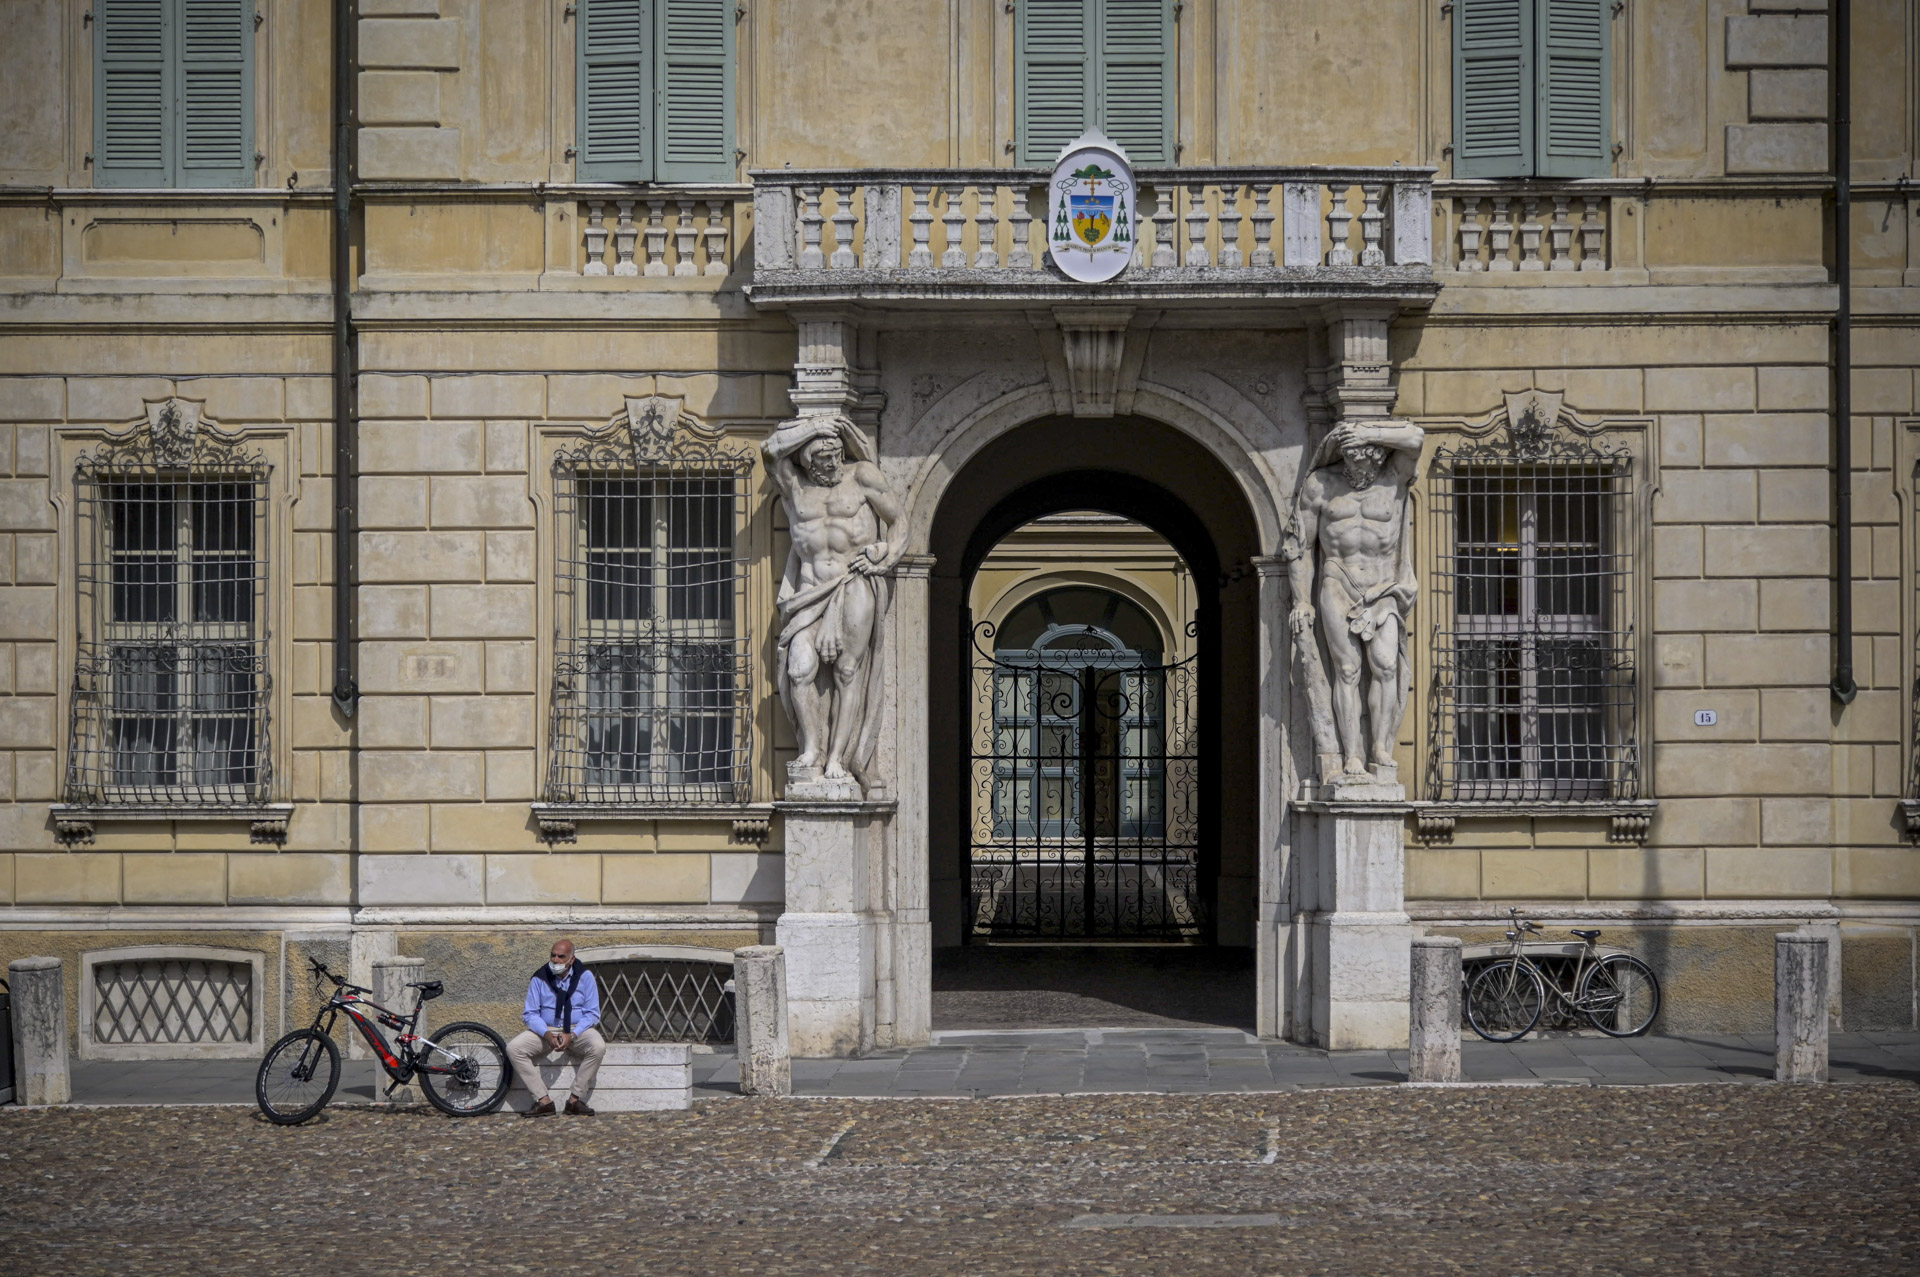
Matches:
[1408,393,1656,846]
[50,398,299,846]
[527,396,779,846]
[78,943,267,1061]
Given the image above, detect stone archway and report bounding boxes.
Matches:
[918,416,1270,1030]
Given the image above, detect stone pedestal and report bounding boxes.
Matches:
[372,956,427,1104]
[1294,786,1414,1050]
[8,957,69,1107]
[1775,930,1829,1084]
[734,944,791,1095]
[1409,936,1462,1083]
[774,794,894,1057]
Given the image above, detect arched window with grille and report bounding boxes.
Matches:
[545,398,755,805]
[1425,406,1638,802]
[65,401,273,808]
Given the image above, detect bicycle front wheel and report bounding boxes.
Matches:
[256,1028,341,1125]
[1578,954,1661,1037]
[1466,958,1545,1042]
[417,1021,512,1116]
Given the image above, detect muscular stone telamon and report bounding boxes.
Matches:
[765,414,906,794]
[1284,419,1425,788]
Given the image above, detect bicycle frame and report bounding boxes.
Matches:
[1490,910,1622,1017]
[301,966,472,1088]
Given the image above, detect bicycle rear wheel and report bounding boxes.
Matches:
[1466,958,1545,1042]
[417,1021,511,1116]
[1578,954,1661,1037]
[256,1028,341,1124]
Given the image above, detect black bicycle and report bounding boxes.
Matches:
[255,959,511,1124]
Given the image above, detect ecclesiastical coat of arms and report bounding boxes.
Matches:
[1047,130,1135,284]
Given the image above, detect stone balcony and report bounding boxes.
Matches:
[745,166,1438,311]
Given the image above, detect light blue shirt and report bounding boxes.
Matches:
[523,965,601,1036]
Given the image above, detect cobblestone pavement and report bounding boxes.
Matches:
[2,1084,1915,1275]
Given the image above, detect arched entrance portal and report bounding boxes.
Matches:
[924,417,1266,1029]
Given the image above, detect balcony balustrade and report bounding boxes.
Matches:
[746,167,1437,307]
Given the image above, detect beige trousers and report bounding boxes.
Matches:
[507,1027,608,1102]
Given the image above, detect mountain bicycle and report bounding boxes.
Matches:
[1465,907,1661,1043]
[255,958,511,1124]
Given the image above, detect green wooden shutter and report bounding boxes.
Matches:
[1453,0,1534,178]
[578,0,652,181]
[1535,0,1611,177]
[1016,0,1094,165]
[95,0,172,187]
[655,0,735,182]
[1096,0,1172,165]
[175,0,253,188]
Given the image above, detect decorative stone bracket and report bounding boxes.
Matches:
[1901,799,1920,845]
[530,804,776,848]
[49,805,293,847]
[1050,307,1152,417]
[1411,802,1658,847]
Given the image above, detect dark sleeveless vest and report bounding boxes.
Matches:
[532,961,590,1032]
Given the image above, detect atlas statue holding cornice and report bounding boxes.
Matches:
[1284,418,1426,792]
[764,412,906,799]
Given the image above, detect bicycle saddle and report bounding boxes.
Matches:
[1570,928,1602,942]
[410,980,445,1000]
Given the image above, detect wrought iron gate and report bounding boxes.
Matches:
[966,622,1203,939]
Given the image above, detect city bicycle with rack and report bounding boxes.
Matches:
[1464,907,1662,1042]
[254,958,511,1124]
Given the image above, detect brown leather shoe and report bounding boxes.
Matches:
[564,1095,595,1117]
[522,1096,556,1118]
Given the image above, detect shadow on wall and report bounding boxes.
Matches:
[931,945,1256,1033]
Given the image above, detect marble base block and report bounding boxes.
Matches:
[8,957,69,1107]
[505,1042,692,1113]
[734,944,792,1095]
[1774,930,1829,1084]
[1409,936,1463,1083]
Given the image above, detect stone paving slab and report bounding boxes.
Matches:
[51,1030,1920,1106]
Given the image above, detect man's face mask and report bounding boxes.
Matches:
[550,951,570,975]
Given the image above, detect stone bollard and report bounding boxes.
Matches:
[372,956,428,1104]
[1775,930,1829,1084]
[1408,936,1463,1084]
[9,957,70,1107]
[733,945,791,1096]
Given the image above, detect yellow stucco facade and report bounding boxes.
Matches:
[0,0,1916,1051]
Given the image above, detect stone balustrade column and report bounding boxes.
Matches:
[1775,931,1829,1083]
[1408,937,1462,1083]
[734,945,792,1096]
[373,956,428,1104]
[9,957,69,1107]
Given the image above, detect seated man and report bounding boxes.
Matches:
[506,938,607,1117]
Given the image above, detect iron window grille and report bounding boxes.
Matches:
[546,407,754,804]
[66,406,273,806]
[594,958,735,1044]
[1426,436,1638,802]
[91,955,255,1047]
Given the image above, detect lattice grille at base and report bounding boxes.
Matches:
[595,959,735,1044]
[92,957,255,1046]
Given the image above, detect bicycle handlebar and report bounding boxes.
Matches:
[308,957,371,997]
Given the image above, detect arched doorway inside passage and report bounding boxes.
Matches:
[923,415,1267,1033]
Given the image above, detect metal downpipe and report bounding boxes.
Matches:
[1829,0,1856,706]
[331,0,359,718]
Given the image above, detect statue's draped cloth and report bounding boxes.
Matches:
[765,416,892,780]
